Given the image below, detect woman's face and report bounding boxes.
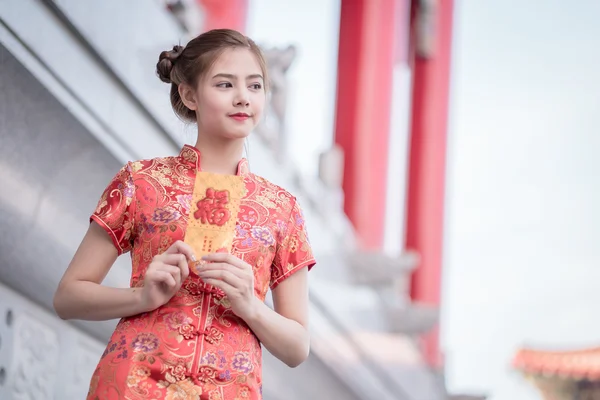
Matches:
[193,48,266,140]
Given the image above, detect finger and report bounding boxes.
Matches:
[201,278,235,295]
[152,249,192,265]
[201,253,246,269]
[165,240,197,262]
[159,253,189,268]
[155,264,182,286]
[158,254,189,281]
[151,270,177,290]
[198,262,246,278]
[198,269,243,288]
[177,253,190,281]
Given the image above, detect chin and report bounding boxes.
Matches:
[222,127,253,140]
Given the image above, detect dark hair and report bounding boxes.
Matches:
[156,29,268,123]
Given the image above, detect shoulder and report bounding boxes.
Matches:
[248,173,301,215]
[125,154,181,176]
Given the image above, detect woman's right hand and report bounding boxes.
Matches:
[139,240,195,312]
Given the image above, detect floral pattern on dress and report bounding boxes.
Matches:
[87,145,315,400]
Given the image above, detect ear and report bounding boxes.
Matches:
[178,83,198,111]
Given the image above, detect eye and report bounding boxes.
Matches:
[216,82,233,88]
[250,83,262,90]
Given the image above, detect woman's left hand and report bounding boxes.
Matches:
[197,253,257,321]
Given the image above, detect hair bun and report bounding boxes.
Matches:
[156,45,185,84]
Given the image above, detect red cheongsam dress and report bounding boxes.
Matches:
[86,145,316,400]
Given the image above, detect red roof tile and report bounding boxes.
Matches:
[513,347,600,380]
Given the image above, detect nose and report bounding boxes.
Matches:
[233,88,250,107]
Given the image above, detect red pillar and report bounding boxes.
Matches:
[406,0,454,368]
[197,0,248,32]
[334,0,397,250]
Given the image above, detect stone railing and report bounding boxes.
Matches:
[345,250,439,336]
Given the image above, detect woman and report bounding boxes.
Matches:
[53,29,316,400]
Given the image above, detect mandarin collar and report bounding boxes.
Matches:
[179,144,250,176]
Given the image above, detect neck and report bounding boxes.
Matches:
[194,133,245,175]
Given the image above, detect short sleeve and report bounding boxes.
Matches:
[270,198,316,290]
[90,163,136,255]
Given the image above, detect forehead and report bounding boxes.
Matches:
[209,48,263,77]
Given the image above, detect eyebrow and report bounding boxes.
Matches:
[212,73,264,81]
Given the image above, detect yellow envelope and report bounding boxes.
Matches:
[184,171,246,272]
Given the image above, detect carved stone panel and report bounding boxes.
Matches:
[0,283,106,400]
[0,303,15,400]
[9,313,60,400]
[61,336,104,400]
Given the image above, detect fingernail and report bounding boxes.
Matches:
[191,254,197,262]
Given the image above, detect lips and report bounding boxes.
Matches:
[229,113,251,121]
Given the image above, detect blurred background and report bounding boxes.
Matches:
[1,0,599,399]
